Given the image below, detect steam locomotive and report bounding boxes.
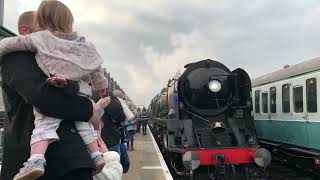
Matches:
[149,59,271,180]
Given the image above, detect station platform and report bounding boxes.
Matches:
[122,127,173,180]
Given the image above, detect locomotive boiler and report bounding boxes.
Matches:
[149,59,271,180]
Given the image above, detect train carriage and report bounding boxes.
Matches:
[252,57,320,174]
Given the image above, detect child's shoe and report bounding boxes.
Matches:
[13,158,46,180]
[93,154,105,175]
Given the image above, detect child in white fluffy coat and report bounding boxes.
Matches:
[0,1,109,180]
[94,137,123,180]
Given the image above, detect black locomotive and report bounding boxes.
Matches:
[149,59,271,180]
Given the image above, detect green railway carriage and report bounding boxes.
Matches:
[252,57,320,172]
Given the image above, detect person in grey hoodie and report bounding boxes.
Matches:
[0,1,109,180]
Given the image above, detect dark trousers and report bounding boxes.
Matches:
[58,168,93,180]
[142,120,148,135]
[136,121,141,133]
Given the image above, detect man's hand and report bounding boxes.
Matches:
[89,97,110,130]
[97,137,108,153]
[95,97,111,110]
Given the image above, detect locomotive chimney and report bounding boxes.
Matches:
[283,64,290,69]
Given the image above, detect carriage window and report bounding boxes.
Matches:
[306,78,317,113]
[254,90,260,113]
[293,86,303,113]
[270,87,276,113]
[282,84,290,113]
[262,92,268,113]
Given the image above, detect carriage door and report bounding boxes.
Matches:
[291,80,308,147]
[261,91,270,121]
[305,78,318,122]
[269,87,277,121]
[305,78,318,149]
[291,83,305,121]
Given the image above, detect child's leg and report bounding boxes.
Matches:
[74,121,102,156]
[14,111,61,180]
[31,140,49,155]
[74,121,99,150]
[30,113,62,156]
[74,121,105,174]
[86,140,100,153]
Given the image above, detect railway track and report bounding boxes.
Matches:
[266,162,317,180]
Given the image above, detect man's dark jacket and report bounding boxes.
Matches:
[0,52,95,180]
[92,92,126,148]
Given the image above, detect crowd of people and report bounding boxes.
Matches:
[0,1,148,180]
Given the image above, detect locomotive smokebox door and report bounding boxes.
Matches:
[182,151,200,170]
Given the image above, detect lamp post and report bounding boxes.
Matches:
[0,0,3,26]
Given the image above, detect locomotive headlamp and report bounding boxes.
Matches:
[211,121,225,129]
[208,80,222,93]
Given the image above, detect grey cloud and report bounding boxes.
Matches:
[65,0,320,104]
[4,0,320,105]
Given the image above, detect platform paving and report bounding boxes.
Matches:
[122,127,173,180]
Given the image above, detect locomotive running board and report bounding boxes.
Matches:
[289,147,320,156]
[259,140,281,147]
[259,139,320,156]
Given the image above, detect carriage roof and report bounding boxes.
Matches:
[0,25,16,38]
[251,57,320,87]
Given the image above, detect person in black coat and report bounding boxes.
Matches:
[0,11,95,180]
[141,107,149,135]
[92,90,126,154]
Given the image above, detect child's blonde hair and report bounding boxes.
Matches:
[35,0,74,33]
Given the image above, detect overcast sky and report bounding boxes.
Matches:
[3,0,320,105]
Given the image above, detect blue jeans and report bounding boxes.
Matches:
[108,144,120,154]
[122,123,130,141]
[128,130,135,145]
